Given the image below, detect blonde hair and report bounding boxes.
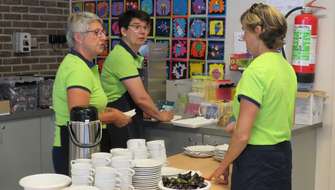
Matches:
[66,12,102,48]
[240,3,287,49]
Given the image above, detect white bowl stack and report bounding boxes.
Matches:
[132,159,163,190]
[71,162,95,186]
[94,166,121,190]
[19,173,71,190]
[147,140,167,165]
[127,139,148,159]
[184,145,215,158]
[213,144,229,161]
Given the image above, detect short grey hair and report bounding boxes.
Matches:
[66,12,102,48]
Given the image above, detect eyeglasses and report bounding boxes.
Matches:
[84,29,107,37]
[128,24,150,33]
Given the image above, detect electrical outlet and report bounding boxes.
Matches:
[31,37,38,48]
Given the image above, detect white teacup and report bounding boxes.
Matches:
[71,168,95,176]
[92,158,111,167]
[71,163,93,170]
[94,179,121,190]
[71,175,94,186]
[111,156,134,168]
[95,167,121,179]
[91,152,112,159]
[110,148,133,159]
[127,139,146,150]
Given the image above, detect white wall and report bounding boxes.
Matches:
[224,0,335,189]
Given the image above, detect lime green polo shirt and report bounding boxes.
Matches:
[101,40,144,102]
[233,52,297,145]
[52,51,107,147]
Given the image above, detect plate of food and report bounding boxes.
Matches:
[158,171,210,190]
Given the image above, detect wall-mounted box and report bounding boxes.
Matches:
[12,32,31,53]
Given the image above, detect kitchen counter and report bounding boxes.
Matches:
[167,153,229,190]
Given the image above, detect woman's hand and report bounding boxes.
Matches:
[207,165,229,184]
[103,108,132,127]
[224,121,236,134]
[158,111,174,122]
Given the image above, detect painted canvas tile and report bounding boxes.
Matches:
[190,40,206,59]
[111,0,124,16]
[125,0,139,11]
[156,0,171,16]
[191,0,206,15]
[207,41,224,60]
[97,1,109,19]
[72,2,83,13]
[148,18,154,37]
[208,18,225,38]
[103,20,109,36]
[155,39,170,58]
[140,0,154,16]
[156,18,171,37]
[173,0,188,16]
[111,19,120,36]
[189,17,206,39]
[171,61,188,79]
[189,61,204,77]
[166,61,171,79]
[208,0,226,15]
[208,63,224,80]
[172,18,188,38]
[172,40,188,59]
[84,2,96,13]
[139,39,155,58]
[111,39,120,49]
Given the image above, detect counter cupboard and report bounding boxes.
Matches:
[0,110,320,190]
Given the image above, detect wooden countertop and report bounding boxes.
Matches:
[167,154,230,190]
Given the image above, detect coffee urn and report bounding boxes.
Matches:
[68,106,102,161]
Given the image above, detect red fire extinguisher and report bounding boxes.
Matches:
[289,0,325,90]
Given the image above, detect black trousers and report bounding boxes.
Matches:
[231,141,292,190]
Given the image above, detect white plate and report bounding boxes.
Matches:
[124,109,136,117]
[171,117,218,128]
[19,173,71,189]
[216,144,229,151]
[133,159,162,168]
[184,150,213,158]
[185,145,216,152]
[161,167,187,176]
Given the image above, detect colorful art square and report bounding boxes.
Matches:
[208,0,226,15]
[156,39,170,58]
[173,0,188,16]
[97,1,109,18]
[171,61,188,79]
[156,18,171,37]
[125,0,139,11]
[72,2,83,13]
[149,18,154,37]
[190,40,206,59]
[103,20,109,36]
[111,19,120,36]
[208,18,225,38]
[207,41,224,60]
[111,0,124,16]
[111,39,120,49]
[208,62,224,80]
[172,18,188,38]
[84,2,96,13]
[189,17,206,39]
[156,0,171,16]
[140,0,154,16]
[172,40,188,59]
[139,39,155,57]
[191,0,206,15]
[189,61,204,77]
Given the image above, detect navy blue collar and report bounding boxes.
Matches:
[69,49,96,68]
[119,40,138,59]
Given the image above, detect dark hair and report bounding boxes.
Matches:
[240,3,287,49]
[118,10,150,36]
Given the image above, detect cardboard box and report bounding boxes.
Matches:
[0,100,10,116]
[295,91,327,125]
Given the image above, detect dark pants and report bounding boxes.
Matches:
[231,141,292,190]
[52,126,69,175]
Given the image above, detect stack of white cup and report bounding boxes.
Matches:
[91,152,112,168]
[110,148,133,159]
[110,156,135,190]
[147,140,167,165]
[94,166,121,190]
[71,160,95,186]
[127,139,148,159]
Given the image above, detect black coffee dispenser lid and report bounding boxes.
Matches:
[70,106,98,122]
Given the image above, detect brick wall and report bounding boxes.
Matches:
[0,0,69,77]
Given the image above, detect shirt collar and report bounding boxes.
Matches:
[69,49,96,68]
[119,40,139,58]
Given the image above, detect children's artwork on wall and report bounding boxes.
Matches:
[97,1,109,18]
[172,40,188,59]
[190,40,206,59]
[111,0,124,16]
[189,17,206,38]
[156,0,171,16]
[156,18,171,37]
[207,41,224,60]
[111,19,120,36]
[191,0,206,15]
[189,61,204,77]
[111,39,120,49]
[103,20,109,36]
[84,2,96,13]
[172,18,188,38]
[173,0,188,16]
[171,61,188,79]
[140,0,154,16]
[149,18,154,37]
[139,39,155,57]
[208,0,225,15]
[208,63,224,80]
[155,39,170,58]
[125,0,139,11]
[208,18,225,38]
[72,2,83,13]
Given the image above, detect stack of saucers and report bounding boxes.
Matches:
[184,145,215,158]
[213,144,229,161]
[132,159,162,190]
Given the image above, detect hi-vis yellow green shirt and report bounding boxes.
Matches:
[233,52,297,145]
[52,50,107,147]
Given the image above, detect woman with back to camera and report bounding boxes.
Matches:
[208,3,297,190]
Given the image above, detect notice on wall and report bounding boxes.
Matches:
[265,0,304,15]
[233,32,247,54]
